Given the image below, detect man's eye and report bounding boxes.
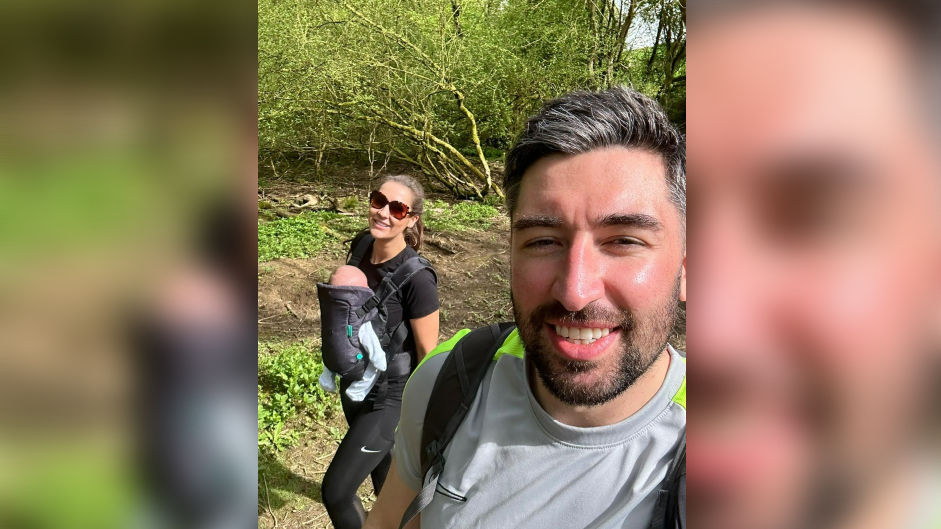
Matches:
[610,237,643,246]
[525,239,557,248]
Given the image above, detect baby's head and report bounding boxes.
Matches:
[329,265,369,288]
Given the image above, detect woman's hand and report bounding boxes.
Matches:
[409,310,440,363]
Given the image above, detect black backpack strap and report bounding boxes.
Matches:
[355,255,436,320]
[650,428,686,529]
[383,321,411,364]
[347,233,374,267]
[677,462,686,529]
[363,256,436,410]
[397,322,516,529]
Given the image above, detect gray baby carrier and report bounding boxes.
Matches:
[316,234,436,406]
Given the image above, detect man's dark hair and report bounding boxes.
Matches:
[503,86,686,219]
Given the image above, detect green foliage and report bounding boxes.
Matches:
[423,199,500,232]
[258,215,329,262]
[325,211,367,237]
[258,0,685,195]
[258,211,365,262]
[482,193,505,208]
[258,340,342,453]
[339,195,360,212]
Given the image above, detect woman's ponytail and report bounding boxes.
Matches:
[405,216,424,253]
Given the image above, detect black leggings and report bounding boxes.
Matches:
[322,376,407,529]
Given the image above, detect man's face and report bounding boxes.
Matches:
[691,6,941,529]
[510,146,686,407]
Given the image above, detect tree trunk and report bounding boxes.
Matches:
[450,0,463,38]
[610,0,637,81]
[646,0,666,75]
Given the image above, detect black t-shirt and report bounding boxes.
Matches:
[349,232,439,371]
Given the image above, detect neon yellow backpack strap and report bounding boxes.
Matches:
[672,377,686,409]
[414,327,522,372]
[414,328,472,371]
[494,328,524,361]
[672,356,686,409]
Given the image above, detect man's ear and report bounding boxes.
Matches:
[680,254,686,302]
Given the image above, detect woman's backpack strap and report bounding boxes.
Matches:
[397,322,516,529]
[354,256,436,320]
[359,255,437,411]
[347,233,374,267]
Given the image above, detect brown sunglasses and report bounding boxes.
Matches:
[369,190,416,220]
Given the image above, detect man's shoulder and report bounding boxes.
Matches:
[406,327,523,393]
[414,327,522,370]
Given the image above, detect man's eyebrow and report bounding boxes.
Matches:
[596,213,663,231]
[512,214,564,231]
[511,213,664,231]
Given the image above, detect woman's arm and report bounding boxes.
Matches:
[409,310,439,363]
[363,457,420,529]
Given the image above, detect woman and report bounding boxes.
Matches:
[321,174,440,529]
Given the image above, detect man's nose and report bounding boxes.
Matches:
[551,236,604,312]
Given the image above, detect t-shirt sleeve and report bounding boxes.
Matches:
[393,352,449,490]
[402,267,439,320]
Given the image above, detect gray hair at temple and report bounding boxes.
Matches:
[503,86,686,222]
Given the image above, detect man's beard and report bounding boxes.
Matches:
[513,277,681,407]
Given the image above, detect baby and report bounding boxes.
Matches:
[328,265,369,288]
[317,264,386,400]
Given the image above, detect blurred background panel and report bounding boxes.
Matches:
[0,0,257,528]
[688,1,941,529]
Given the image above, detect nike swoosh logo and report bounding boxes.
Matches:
[361,447,381,453]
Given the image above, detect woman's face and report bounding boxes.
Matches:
[368,181,418,242]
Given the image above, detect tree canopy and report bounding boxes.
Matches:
[259,0,685,197]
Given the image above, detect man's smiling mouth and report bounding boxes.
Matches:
[552,324,614,345]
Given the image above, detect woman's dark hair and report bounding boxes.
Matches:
[379,174,425,252]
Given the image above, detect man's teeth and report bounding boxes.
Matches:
[553,325,612,345]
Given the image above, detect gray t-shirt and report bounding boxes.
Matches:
[394,329,687,529]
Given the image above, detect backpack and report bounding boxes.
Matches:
[398,323,687,529]
[316,233,436,407]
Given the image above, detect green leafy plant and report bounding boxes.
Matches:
[258,340,342,453]
[257,211,366,262]
[422,199,500,232]
[339,195,360,211]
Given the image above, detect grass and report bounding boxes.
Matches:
[258,340,343,454]
[257,211,364,262]
[422,199,501,232]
